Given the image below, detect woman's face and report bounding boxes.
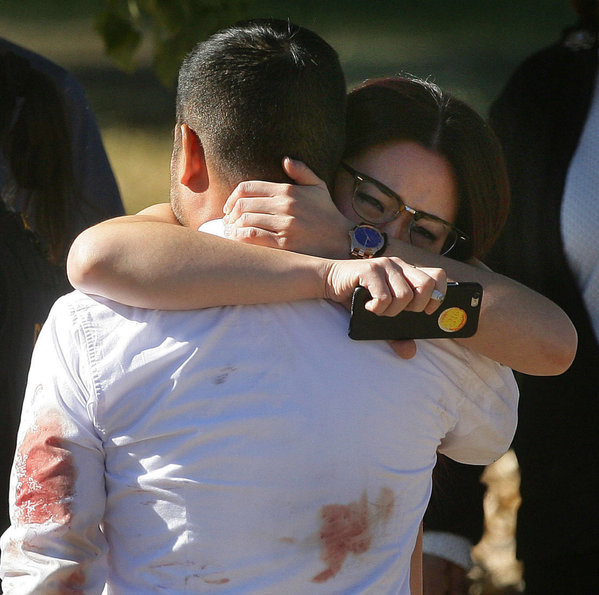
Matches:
[334,141,459,254]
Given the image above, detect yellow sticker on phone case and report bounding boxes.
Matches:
[438,307,467,333]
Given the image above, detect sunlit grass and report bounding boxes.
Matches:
[102,127,172,214]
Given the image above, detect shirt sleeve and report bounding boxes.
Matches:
[0,298,108,594]
[436,343,519,465]
[422,531,474,571]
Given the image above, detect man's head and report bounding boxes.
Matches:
[171,19,347,227]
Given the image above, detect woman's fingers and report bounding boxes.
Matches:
[224,182,289,218]
[226,212,291,249]
[388,339,418,360]
[223,196,294,249]
[223,155,325,218]
[401,265,448,314]
[223,161,351,258]
[282,157,326,187]
[225,194,287,222]
[362,261,413,315]
[326,257,447,319]
[365,259,447,316]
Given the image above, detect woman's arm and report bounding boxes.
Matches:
[385,239,577,376]
[68,204,446,316]
[221,160,577,376]
[68,160,577,376]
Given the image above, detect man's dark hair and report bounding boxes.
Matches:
[176,18,346,189]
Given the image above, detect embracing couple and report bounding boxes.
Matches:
[0,18,575,594]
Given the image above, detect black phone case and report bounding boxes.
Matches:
[349,282,483,340]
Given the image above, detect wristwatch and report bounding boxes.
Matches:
[349,224,387,258]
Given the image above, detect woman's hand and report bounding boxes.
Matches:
[324,258,447,317]
[223,157,352,258]
[323,257,447,361]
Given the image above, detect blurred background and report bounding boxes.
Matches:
[1,0,574,215]
[0,2,576,592]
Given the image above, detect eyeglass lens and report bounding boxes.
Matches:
[352,178,457,255]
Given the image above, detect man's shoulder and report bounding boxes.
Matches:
[421,339,517,394]
[53,291,250,340]
[53,288,112,311]
[50,290,145,326]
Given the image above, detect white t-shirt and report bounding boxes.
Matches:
[1,258,517,595]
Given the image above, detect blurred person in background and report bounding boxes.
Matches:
[1,38,123,264]
[0,39,124,536]
[484,0,599,592]
[426,1,599,592]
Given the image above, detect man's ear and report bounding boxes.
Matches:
[179,124,208,192]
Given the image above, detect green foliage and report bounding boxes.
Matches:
[94,0,249,87]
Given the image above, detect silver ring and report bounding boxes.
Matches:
[431,289,445,303]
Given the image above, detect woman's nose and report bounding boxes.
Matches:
[381,213,411,242]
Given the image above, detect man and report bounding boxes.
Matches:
[0,19,517,593]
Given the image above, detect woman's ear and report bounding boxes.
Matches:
[179,124,208,192]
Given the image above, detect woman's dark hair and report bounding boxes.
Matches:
[0,49,79,265]
[344,76,510,260]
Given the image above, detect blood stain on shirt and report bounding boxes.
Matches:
[213,365,238,385]
[60,568,85,594]
[312,487,395,583]
[204,577,231,585]
[14,408,77,525]
[1,538,19,565]
[377,486,394,522]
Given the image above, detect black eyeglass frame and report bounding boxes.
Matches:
[341,161,469,255]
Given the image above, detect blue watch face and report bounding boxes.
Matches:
[355,226,383,248]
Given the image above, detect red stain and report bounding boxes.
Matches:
[312,487,395,583]
[14,409,77,525]
[377,487,394,523]
[58,568,85,594]
[1,538,19,564]
[204,577,230,585]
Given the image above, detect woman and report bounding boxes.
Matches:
[68,76,576,374]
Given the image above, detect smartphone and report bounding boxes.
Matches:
[348,282,483,341]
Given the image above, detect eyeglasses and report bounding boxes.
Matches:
[341,162,469,256]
